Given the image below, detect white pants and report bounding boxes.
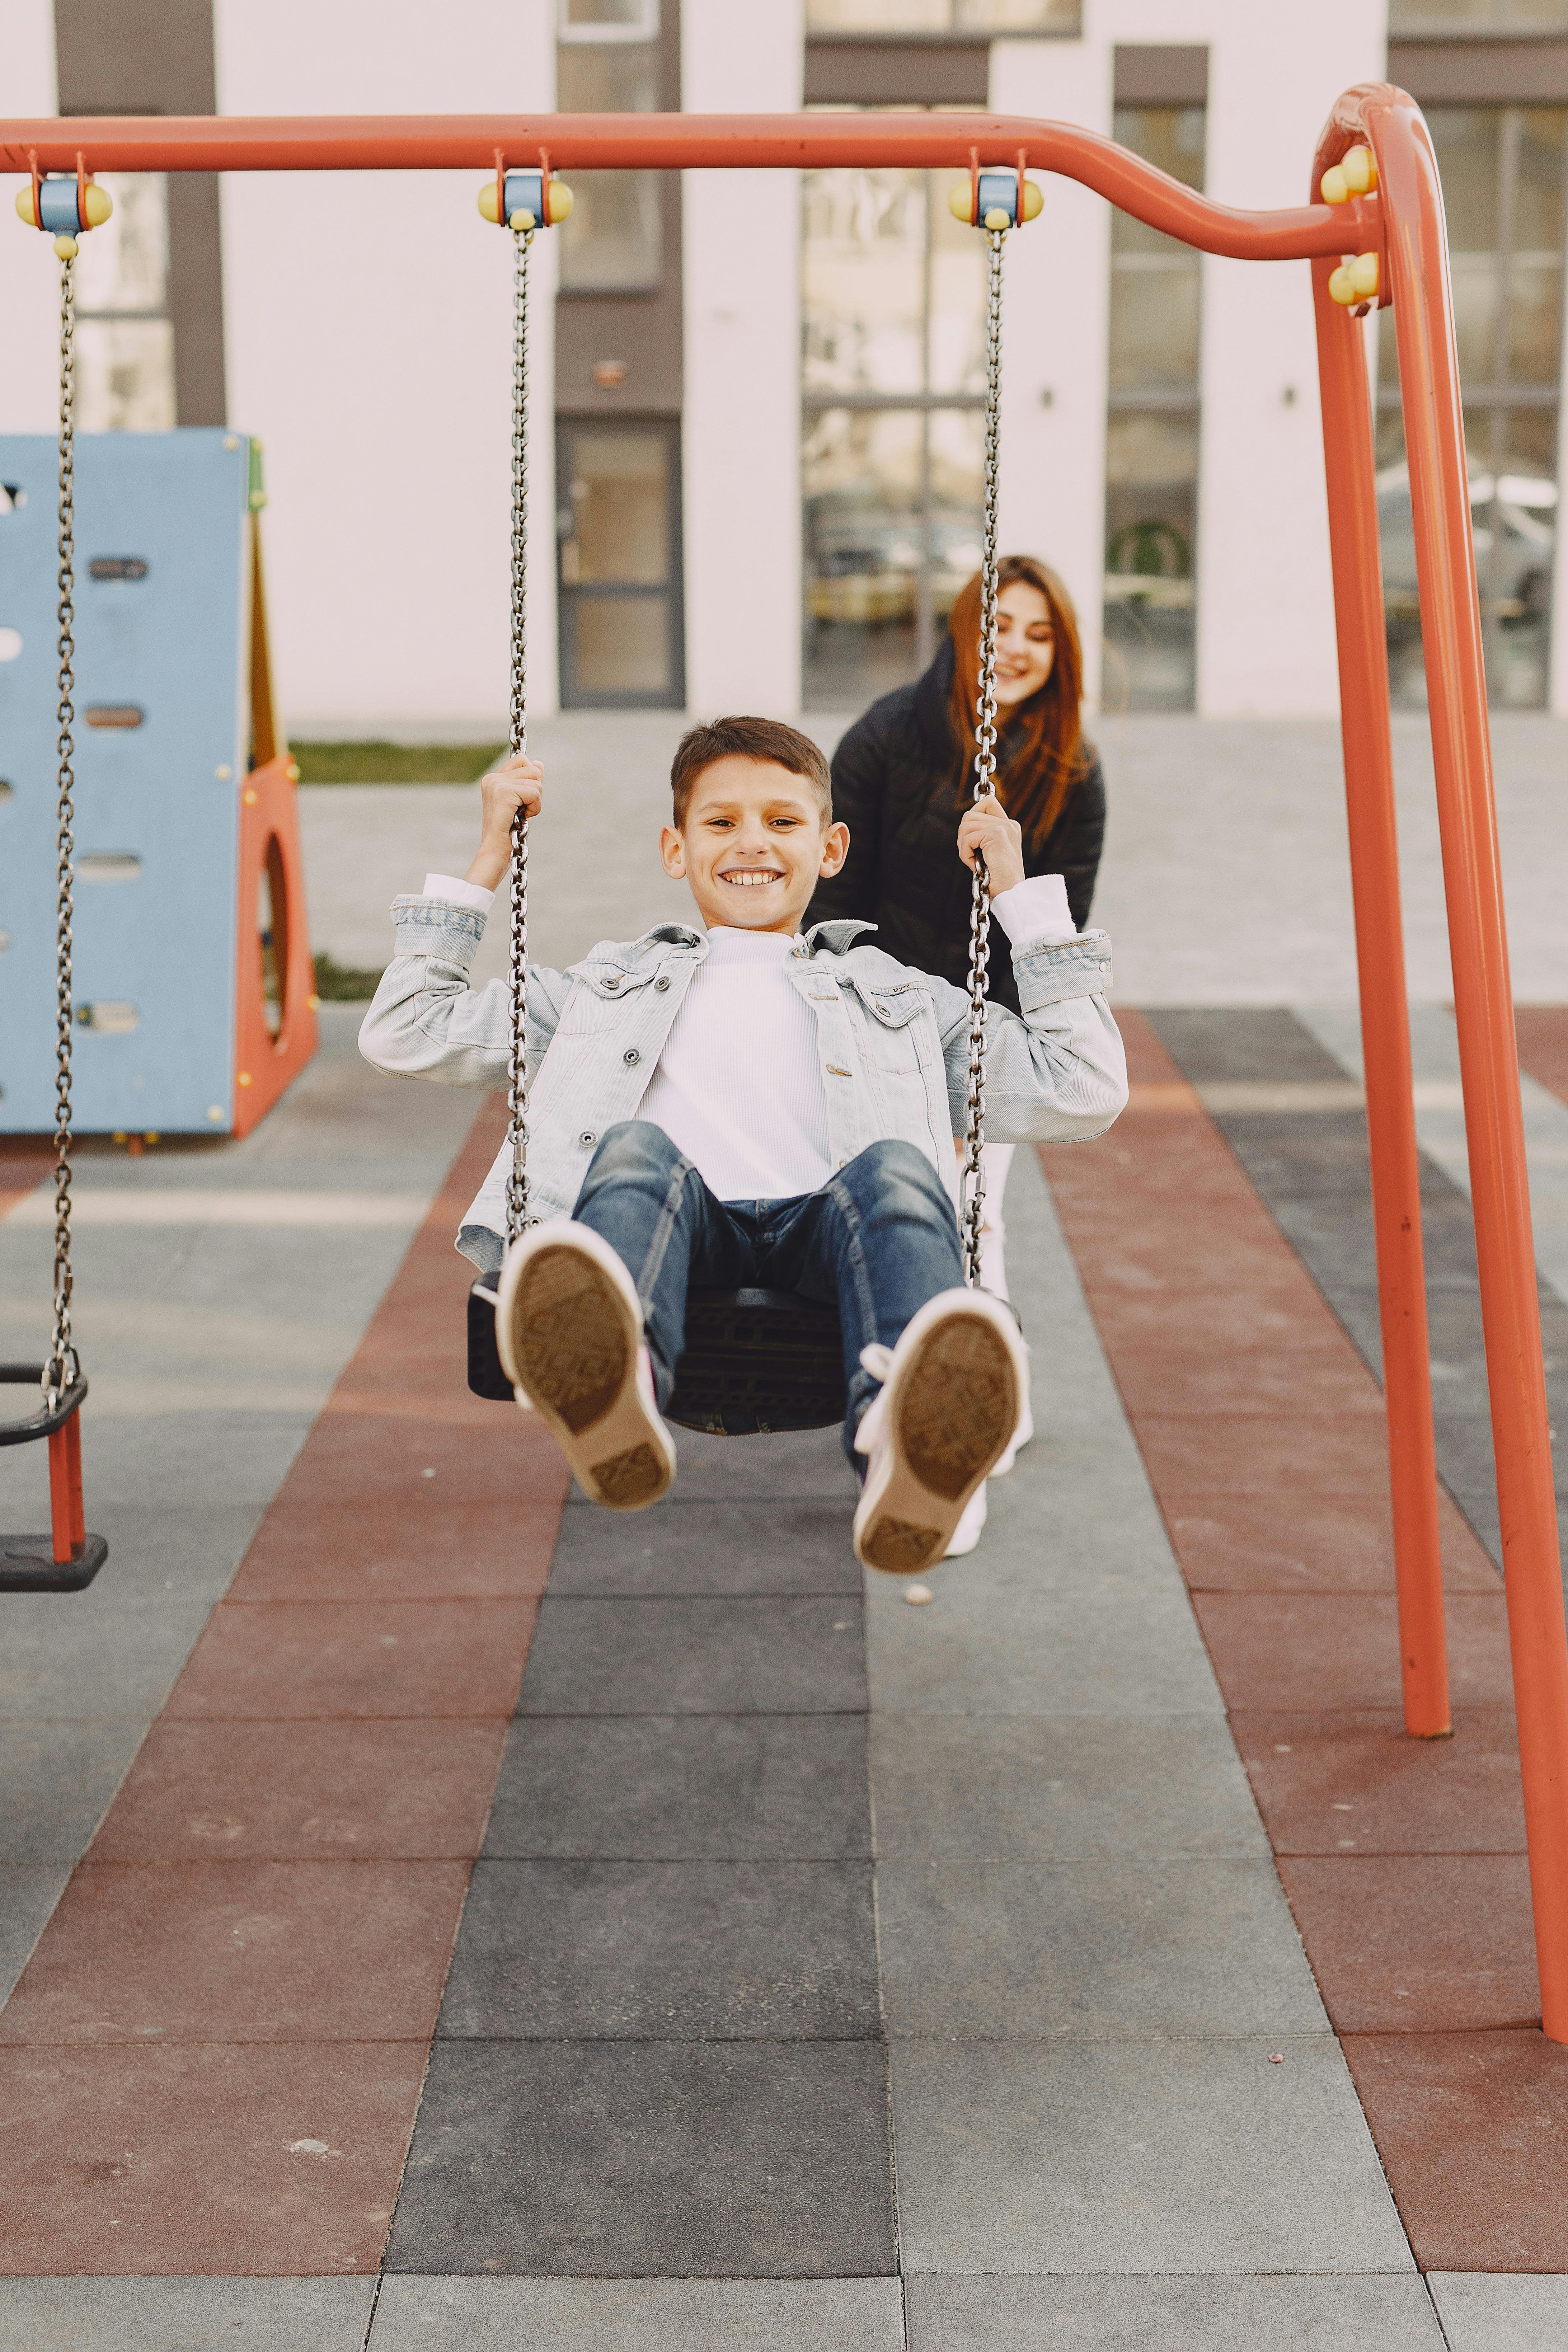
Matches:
[954,1140,1015,1299]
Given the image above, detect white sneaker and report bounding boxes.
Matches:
[991,1392,1034,1478]
[852,1288,1027,1575]
[494,1221,676,1511]
[944,1482,988,1557]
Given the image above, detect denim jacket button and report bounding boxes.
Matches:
[623,1047,641,1066]
[655,974,671,992]
[603,976,620,991]
[579,1130,596,1147]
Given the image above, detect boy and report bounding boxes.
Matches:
[360,717,1126,1572]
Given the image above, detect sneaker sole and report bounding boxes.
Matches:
[855,1308,1019,1574]
[508,1242,673,1511]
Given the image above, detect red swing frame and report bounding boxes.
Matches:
[6,84,1566,2037]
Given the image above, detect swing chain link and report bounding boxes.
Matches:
[47,250,80,1405]
[504,224,534,1244]
[959,222,1007,1291]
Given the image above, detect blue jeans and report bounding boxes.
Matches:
[572,1121,964,1461]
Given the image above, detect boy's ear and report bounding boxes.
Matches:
[819,820,850,879]
[660,824,686,880]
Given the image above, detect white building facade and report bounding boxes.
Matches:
[4,0,1567,732]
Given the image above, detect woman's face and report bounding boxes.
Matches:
[991,580,1056,708]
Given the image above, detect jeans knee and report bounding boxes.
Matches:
[850,1138,952,1215]
[585,1119,683,1190]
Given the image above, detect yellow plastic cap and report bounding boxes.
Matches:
[1342,144,1377,196]
[14,186,38,226]
[948,182,974,223]
[1328,262,1359,306]
[1349,250,1379,300]
[53,233,78,259]
[478,181,502,224]
[1320,164,1349,206]
[508,208,536,231]
[82,183,112,227]
[546,180,573,224]
[983,206,1009,230]
[1020,179,1043,222]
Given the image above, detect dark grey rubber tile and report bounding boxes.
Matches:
[1148,1006,1344,1084]
[864,1579,1219,1718]
[870,1715,1267,1859]
[370,2276,905,2350]
[484,1716,871,1858]
[905,2273,1445,2351]
[549,1499,859,1596]
[876,1856,1328,2039]
[0,1719,145,1862]
[386,2038,897,2277]
[0,1865,70,2005]
[0,2276,377,2350]
[518,1597,868,1715]
[1268,1194,1480,1292]
[565,1427,858,1508]
[440,1859,879,2039]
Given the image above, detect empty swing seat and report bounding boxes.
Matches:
[468,1282,846,1436]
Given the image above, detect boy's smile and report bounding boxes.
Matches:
[662,755,849,936]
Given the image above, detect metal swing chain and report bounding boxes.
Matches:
[504,222,535,1244]
[958,221,1007,1291]
[47,249,80,1403]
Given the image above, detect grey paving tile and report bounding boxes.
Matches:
[386,2038,897,2276]
[905,2273,1445,2350]
[0,1719,145,1861]
[0,1864,70,2005]
[870,1715,1267,1859]
[549,1498,860,1595]
[0,2276,376,2351]
[607,1426,859,1507]
[519,1596,868,1715]
[485,1715,871,1858]
[371,2276,905,2352]
[1428,2272,1568,2352]
[1148,1006,1345,1084]
[864,1579,1219,1717]
[876,1858,1329,2039]
[440,1859,879,2039]
[890,2038,1412,2273]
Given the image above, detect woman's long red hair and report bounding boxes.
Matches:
[946,555,1085,851]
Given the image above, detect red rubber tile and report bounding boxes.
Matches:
[0,1859,468,2044]
[1139,1413,1395,1497]
[0,2040,425,2273]
[1060,1226,1310,1298]
[1341,2029,1568,2270]
[87,1719,508,1862]
[227,1497,560,1602]
[1516,1006,1568,1109]
[276,1411,558,1508]
[1231,1708,1526,1854]
[1193,1592,1515,1711]
[1101,1333,1380,1418]
[1278,1855,1539,2032]
[1166,1493,1500,1595]
[165,1597,536,1720]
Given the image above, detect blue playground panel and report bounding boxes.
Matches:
[0,430,252,1133]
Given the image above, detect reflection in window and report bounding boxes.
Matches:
[806,0,1080,27]
[802,161,987,705]
[74,175,176,433]
[1377,107,1565,709]
[557,1,661,294]
[1103,105,1205,712]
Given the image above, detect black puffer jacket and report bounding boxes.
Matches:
[806,638,1106,1015]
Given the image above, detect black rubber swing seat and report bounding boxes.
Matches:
[468,1282,846,1436]
[0,1362,109,1593]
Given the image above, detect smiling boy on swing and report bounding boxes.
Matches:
[360,715,1126,1573]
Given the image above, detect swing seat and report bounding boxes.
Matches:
[0,1363,108,1593]
[467,1282,846,1436]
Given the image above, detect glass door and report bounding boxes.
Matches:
[557,419,685,707]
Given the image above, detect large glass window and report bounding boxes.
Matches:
[806,0,1080,27]
[558,419,684,705]
[1103,104,1205,712]
[73,174,176,433]
[802,160,988,704]
[557,0,661,293]
[1377,108,1566,709]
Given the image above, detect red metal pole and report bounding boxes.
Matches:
[1310,254,1451,1737]
[46,1421,73,1565]
[1361,87,1568,2038]
[64,1408,85,1551]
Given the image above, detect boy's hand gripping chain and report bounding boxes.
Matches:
[958,220,1009,1290]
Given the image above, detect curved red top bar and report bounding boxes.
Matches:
[0,110,1370,262]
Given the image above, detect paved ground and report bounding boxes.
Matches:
[3,713,1568,2344]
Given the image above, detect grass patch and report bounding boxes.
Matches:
[313,953,386,1001]
[292,740,507,785]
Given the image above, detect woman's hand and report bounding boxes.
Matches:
[957,795,1025,897]
[466,754,544,891]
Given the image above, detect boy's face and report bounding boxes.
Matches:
[661,756,849,936]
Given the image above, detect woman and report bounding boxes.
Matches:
[807,555,1106,1527]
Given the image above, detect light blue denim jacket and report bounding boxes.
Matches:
[358,895,1128,1256]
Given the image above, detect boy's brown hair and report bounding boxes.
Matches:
[670,716,832,830]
